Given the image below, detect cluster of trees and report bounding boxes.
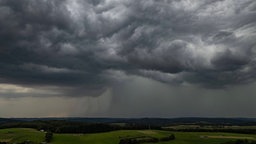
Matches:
[119,134,175,144]
[159,134,175,141]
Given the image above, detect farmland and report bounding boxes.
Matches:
[0,128,44,143]
[1,128,256,144]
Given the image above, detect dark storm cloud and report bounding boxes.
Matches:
[0,0,256,97]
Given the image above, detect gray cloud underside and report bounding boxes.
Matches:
[0,0,256,96]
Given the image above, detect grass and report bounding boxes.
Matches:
[0,128,44,143]
[52,130,256,144]
[1,128,256,144]
[163,125,256,130]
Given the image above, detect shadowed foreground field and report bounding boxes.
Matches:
[1,128,256,144]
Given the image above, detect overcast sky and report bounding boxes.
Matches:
[0,0,256,118]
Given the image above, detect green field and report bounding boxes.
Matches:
[163,125,256,130]
[1,128,256,144]
[0,128,44,143]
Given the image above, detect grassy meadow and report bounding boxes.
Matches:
[0,128,44,143]
[1,128,256,144]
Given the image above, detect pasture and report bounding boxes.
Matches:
[1,128,256,144]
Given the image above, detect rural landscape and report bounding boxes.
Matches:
[1,118,256,144]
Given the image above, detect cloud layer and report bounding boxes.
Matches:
[1,0,256,97]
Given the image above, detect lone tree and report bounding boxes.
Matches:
[45,131,53,143]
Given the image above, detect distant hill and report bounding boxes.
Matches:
[120,117,256,126]
[0,118,18,123]
[1,117,256,126]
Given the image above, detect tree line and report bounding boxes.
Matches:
[0,120,160,134]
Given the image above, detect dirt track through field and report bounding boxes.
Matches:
[138,130,157,135]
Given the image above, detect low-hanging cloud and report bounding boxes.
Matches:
[0,0,256,97]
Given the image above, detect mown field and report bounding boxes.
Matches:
[1,128,256,144]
